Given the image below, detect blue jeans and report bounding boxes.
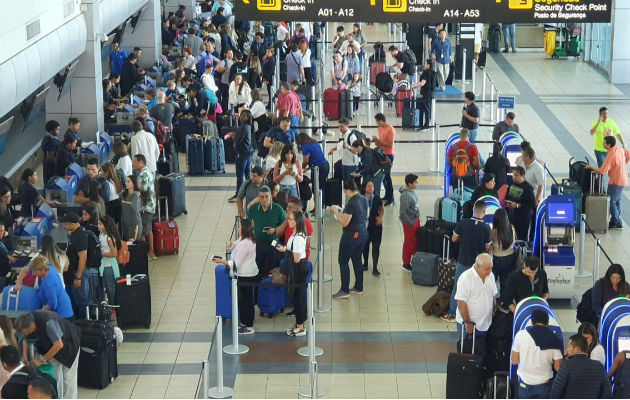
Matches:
[383,155,394,201]
[370,171,385,201]
[280,183,298,198]
[518,381,551,399]
[342,165,356,180]
[594,150,607,168]
[236,153,253,195]
[449,263,471,316]
[607,184,623,226]
[289,114,300,136]
[503,24,516,51]
[72,268,102,319]
[338,231,368,292]
[102,266,116,305]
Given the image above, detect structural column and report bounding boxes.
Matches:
[610,0,630,84]
[131,0,162,67]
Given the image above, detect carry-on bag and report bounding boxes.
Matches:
[411,252,439,286]
[417,217,458,258]
[402,97,420,131]
[339,89,353,120]
[485,371,512,399]
[152,197,180,256]
[215,264,232,319]
[446,322,485,399]
[203,136,226,173]
[584,171,609,233]
[257,276,286,317]
[370,62,386,85]
[123,241,149,276]
[438,236,457,293]
[395,89,412,117]
[116,275,151,329]
[186,135,204,175]
[324,88,341,120]
[76,305,118,389]
[220,127,237,163]
[324,155,342,207]
[157,173,187,217]
[2,286,42,311]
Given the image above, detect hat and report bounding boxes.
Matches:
[58,212,80,223]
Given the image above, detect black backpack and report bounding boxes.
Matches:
[85,228,102,269]
[375,72,394,93]
[347,130,367,147]
[402,49,417,66]
[576,288,598,325]
[373,147,392,174]
[11,367,58,399]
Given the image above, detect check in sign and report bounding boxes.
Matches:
[498,96,515,109]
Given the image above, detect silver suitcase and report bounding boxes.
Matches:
[584,171,609,233]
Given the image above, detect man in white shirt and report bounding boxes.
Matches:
[455,253,497,337]
[511,310,563,399]
[327,119,359,180]
[276,22,289,43]
[517,146,545,242]
[129,120,160,174]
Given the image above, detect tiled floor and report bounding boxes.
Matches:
[78,23,630,399]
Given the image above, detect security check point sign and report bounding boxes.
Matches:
[235,0,612,23]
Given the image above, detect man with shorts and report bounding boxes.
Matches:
[133,154,157,260]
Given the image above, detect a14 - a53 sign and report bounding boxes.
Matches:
[235,0,612,23]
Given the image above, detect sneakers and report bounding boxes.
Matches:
[384,199,395,207]
[349,287,363,295]
[238,326,255,335]
[372,269,381,277]
[332,289,350,299]
[286,309,296,317]
[609,221,623,229]
[440,314,456,323]
[502,49,510,53]
[228,195,238,203]
[402,264,412,271]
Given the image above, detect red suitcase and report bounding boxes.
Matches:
[396,89,412,117]
[152,196,179,256]
[370,62,385,85]
[324,88,340,120]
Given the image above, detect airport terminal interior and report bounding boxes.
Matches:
[0,0,629,399]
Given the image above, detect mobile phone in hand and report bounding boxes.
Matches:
[271,240,278,247]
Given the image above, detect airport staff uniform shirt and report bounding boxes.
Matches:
[512,328,563,385]
[454,266,497,332]
[109,49,128,75]
[431,38,452,65]
[130,129,160,174]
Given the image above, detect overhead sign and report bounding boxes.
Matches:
[235,0,612,23]
[498,96,515,109]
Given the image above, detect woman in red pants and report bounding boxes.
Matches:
[399,174,421,271]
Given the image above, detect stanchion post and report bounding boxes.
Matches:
[275,53,280,92]
[576,214,592,278]
[387,23,391,43]
[208,316,234,398]
[324,22,329,56]
[367,89,373,123]
[223,277,249,355]
[298,281,324,356]
[430,97,436,127]
[299,282,326,398]
[495,89,501,123]
[594,239,601,284]
[379,95,384,114]
[203,359,209,399]
[471,59,476,92]
[481,68,487,102]
[462,48,467,93]
[490,82,495,122]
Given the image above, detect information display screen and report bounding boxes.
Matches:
[235,0,612,23]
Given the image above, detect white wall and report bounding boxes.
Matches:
[611,0,630,84]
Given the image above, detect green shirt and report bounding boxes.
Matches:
[248,202,286,244]
[591,118,620,152]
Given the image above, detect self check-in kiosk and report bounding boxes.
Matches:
[598,297,630,373]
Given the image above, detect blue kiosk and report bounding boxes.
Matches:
[598,297,630,374]
[532,195,577,299]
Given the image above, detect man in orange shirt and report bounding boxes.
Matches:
[371,113,396,206]
[586,136,630,229]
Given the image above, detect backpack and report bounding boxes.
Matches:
[85,228,103,269]
[452,144,473,178]
[117,240,130,265]
[11,367,58,399]
[375,72,394,93]
[613,352,630,399]
[150,117,170,145]
[576,288,598,325]
[373,147,392,174]
[347,129,366,147]
[402,49,417,66]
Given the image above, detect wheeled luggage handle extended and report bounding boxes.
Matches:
[492,371,510,399]
[157,195,169,223]
[459,320,477,355]
[442,235,450,261]
[589,170,603,195]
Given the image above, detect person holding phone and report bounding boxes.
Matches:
[213,219,258,334]
[248,186,286,279]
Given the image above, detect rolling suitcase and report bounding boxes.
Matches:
[157,173,187,217]
[411,252,439,286]
[152,197,180,256]
[370,62,386,85]
[417,217,458,258]
[402,97,420,131]
[220,128,237,163]
[115,275,151,329]
[215,265,232,319]
[204,136,226,173]
[438,236,457,293]
[76,306,118,389]
[584,171,609,233]
[488,24,501,53]
[123,241,149,276]
[2,286,42,311]
[176,119,201,152]
[186,135,204,175]
[257,276,285,317]
[435,197,462,224]
[485,372,512,399]
[324,155,342,207]
[395,89,411,117]
[339,89,353,120]
[323,88,340,120]
[446,323,485,399]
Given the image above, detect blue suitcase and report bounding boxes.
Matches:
[203,137,226,173]
[2,286,42,311]
[436,197,462,224]
[258,276,286,317]
[186,136,205,176]
[215,265,232,319]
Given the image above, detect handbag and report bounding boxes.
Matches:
[270,267,287,285]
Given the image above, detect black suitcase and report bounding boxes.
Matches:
[339,89,353,120]
[116,275,152,329]
[417,218,458,258]
[446,323,485,399]
[324,178,342,207]
[485,371,512,399]
[220,127,237,163]
[76,306,118,389]
[123,242,149,276]
[157,173,187,217]
[488,24,501,53]
[176,119,200,152]
[157,138,179,176]
[186,135,204,175]
[402,97,419,131]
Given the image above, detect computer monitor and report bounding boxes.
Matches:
[547,201,576,225]
[506,151,520,167]
[145,75,156,89]
[22,86,50,131]
[618,336,630,352]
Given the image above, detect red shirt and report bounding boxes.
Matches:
[447,140,480,172]
[377,124,396,155]
[284,217,314,260]
[276,91,302,117]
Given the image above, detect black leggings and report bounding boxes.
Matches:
[363,225,383,271]
[293,261,309,325]
[238,276,257,327]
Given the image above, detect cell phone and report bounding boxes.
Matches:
[271,240,278,247]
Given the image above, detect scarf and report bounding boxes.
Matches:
[526,325,563,351]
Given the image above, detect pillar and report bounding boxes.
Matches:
[132,0,162,68]
[610,0,630,84]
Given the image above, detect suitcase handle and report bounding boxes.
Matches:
[8,290,19,311]
[157,196,169,222]
[589,170,602,195]
[442,235,450,260]
[459,320,476,355]
[492,372,510,399]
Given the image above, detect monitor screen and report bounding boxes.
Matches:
[506,151,520,167]
[57,60,80,101]
[619,336,630,352]
[547,201,575,224]
[23,86,50,131]
[0,116,14,137]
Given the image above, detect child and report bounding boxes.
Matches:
[98,215,122,305]
[349,72,362,115]
[165,80,178,100]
